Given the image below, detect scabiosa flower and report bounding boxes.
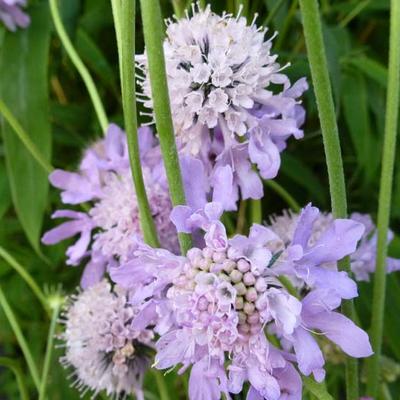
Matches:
[137,4,307,206]
[111,203,372,399]
[60,281,154,399]
[0,0,29,31]
[269,209,400,282]
[42,124,179,288]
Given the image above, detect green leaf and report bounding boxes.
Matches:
[303,376,334,400]
[345,56,388,88]
[0,2,52,253]
[342,71,379,184]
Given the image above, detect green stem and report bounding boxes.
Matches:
[265,180,300,212]
[0,285,41,391]
[275,0,298,51]
[236,200,247,234]
[367,0,400,396]
[0,99,53,174]
[112,0,160,248]
[339,0,371,28]
[49,0,108,133]
[172,0,187,18]
[0,357,30,400]
[38,302,60,400]
[139,0,192,254]
[153,370,171,400]
[250,199,262,224]
[0,246,49,313]
[298,1,359,399]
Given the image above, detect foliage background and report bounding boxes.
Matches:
[0,0,399,398]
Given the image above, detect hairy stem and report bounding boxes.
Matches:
[49,0,108,132]
[139,0,192,254]
[298,0,359,398]
[111,0,160,248]
[367,0,400,396]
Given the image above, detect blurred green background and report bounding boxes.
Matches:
[0,0,399,398]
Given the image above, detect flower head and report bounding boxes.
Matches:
[269,209,400,282]
[42,124,178,288]
[111,204,372,399]
[60,281,154,399]
[0,0,29,31]
[137,4,307,208]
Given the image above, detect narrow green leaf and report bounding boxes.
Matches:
[0,2,52,253]
[0,357,29,400]
[345,56,388,88]
[0,162,11,220]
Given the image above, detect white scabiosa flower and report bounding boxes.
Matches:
[60,281,154,400]
[137,4,307,206]
[138,4,286,155]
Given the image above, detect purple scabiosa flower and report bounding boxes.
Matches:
[111,203,373,398]
[269,209,400,282]
[42,124,179,288]
[137,4,307,207]
[111,221,303,400]
[60,281,154,400]
[0,0,29,31]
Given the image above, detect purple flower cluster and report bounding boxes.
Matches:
[110,204,373,399]
[0,0,29,31]
[42,125,179,288]
[43,4,400,399]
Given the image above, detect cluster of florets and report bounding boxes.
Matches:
[137,4,308,205]
[42,124,178,288]
[0,0,29,31]
[60,281,154,400]
[111,204,373,399]
[269,209,400,282]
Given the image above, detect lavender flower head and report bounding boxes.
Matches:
[137,4,308,206]
[42,124,178,288]
[0,0,29,31]
[111,203,372,399]
[60,281,154,400]
[269,210,400,281]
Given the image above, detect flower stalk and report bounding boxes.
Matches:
[49,0,108,133]
[111,0,160,248]
[367,0,400,396]
[139,0,192,254]
[298,0,359,398]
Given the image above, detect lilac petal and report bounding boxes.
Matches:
[301,289,342,316]
[292,327,325,381]
[181,155,208,211]
[212,165,238,211]
[110,258,151,288]
[248,134,281,180]
[205,221,228,251]
[204,202,224,222]
[228,365,246,394]
[138,125,155,155]
[235,155,264,200]
[249,224,279,247]
[284,78,309,100]
[189,358,222,400]
[105,124,126,161]
[305,311,373,358]
[275,363,302,400]
[155,330,190,370]
[131,301,159,330]
[247,364,280,400]
[66,229,91,265]
[306,268,358,300]
[41,221,84,245]
[292,204,319,248]
[387,257,400,273]
[80,257,106,289]
[246,387,263,400]
[304,219,365,264]
[170,205,193,233]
